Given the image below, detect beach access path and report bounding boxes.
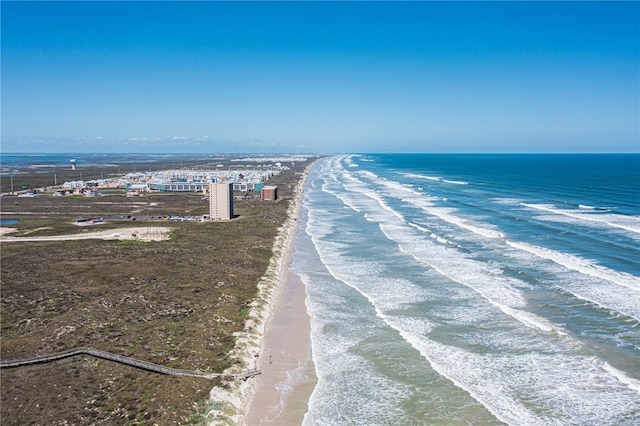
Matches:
[0,346,260,381]
[0,226,170,242]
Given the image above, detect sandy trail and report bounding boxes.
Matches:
[0,226,170,242]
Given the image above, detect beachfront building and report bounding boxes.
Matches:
[120,169,274,193]
[209,183,233,220]
[260,186,278,201]
[147,181,209,192]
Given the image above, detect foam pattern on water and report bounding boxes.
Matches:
[297,155,640,425]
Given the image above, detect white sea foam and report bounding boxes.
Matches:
[358,170,378,180]
[416,341,640,425]
[302,232,429,424]
[351,168,505,240]
[327,166,550,326]
[321,180,362,213]
[497,303,563,334]
[522,203,640,235]
[603,362,640,393]
[494,197,524,205]
[507,240,640,292]
[579,204,608,211]
[378,222,573,335]
[308,214,640,424]
[333,166,532,316]
[425,206,505,240]
[343,155,357,168]
[407,222,457,246]
[402,172,442,181]
[337,161,640,323]
[301,156,640,424]
[271,359,315,422]
[505,240,640,321]
[358,170,417,196]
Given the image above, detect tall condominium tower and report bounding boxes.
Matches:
[209,183,233,220]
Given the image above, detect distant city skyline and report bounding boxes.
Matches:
[2,1,638,154]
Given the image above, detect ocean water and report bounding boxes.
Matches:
[290,154,640,425]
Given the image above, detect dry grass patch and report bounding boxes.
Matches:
[1,159,312,425]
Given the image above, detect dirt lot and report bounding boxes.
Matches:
[1,226,171,242]
[0,160,309,425]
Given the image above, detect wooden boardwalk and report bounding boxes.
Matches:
[0,347,260,381]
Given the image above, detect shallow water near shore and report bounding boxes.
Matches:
[293,154,640,425]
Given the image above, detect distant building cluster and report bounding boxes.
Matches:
[37,161,288,222]
[123,169,276,196]
[42,154,311,199]
[50,169,278,198]
[231,155,315,163]
[57,180,105,197]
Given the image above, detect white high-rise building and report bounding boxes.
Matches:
[209,183,233,220]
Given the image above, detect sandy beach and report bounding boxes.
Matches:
[243,262,316,425]
[206,166,316,425]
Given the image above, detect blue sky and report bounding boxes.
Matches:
[2,1,638,154]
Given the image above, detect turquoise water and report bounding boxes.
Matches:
[291,154,640,425]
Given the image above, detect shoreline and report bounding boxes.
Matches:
[0,157,319,425]
[206,164,315,425]
[242,245,315,424]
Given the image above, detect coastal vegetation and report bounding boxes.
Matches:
[0,159,311,424]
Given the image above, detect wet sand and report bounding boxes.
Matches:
[206,163,316,425]
[242,166,317,425]
[244,269,316,425]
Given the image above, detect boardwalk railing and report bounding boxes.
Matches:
[0,347,260,381]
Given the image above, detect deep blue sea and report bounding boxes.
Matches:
[290,154,640,425]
